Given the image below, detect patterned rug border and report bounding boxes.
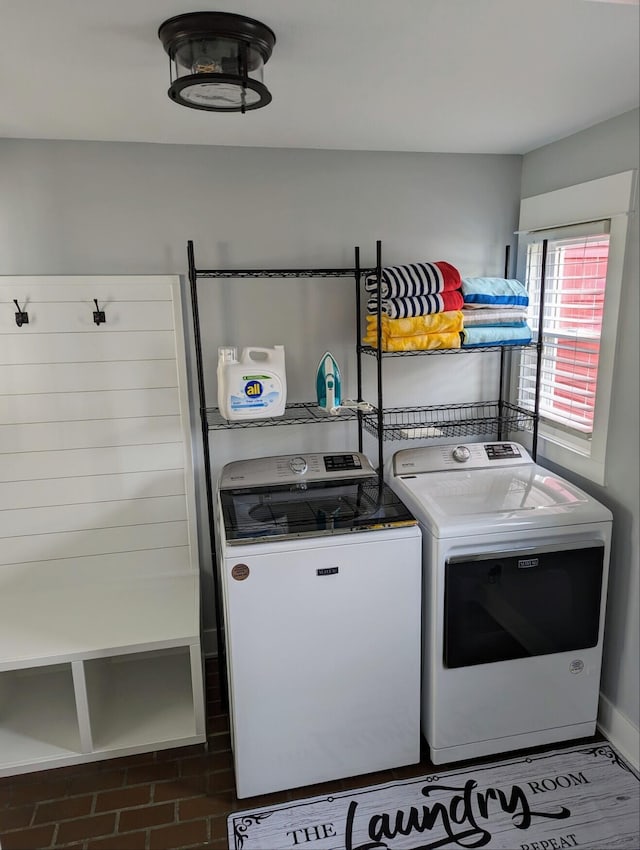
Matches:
[228,741,639,850]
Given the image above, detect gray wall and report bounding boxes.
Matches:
[522,109,640,741]
[0,138,522,647]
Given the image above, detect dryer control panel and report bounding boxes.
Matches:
[391,441,532,476]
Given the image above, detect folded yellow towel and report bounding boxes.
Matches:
[366,310,463,337]
[362,331,462,351]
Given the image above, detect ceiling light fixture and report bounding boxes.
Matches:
[158,11,276,113]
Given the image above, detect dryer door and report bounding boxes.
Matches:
[444,542,604,668]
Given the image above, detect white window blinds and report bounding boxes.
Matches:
[518,223,610,438]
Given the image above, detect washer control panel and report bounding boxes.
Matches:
[220,452,373,488]
[392,442,531,476]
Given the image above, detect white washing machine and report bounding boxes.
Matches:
[216,452,422,798]
[386,441,612,766]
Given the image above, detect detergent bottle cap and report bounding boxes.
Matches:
[218,346,237,363]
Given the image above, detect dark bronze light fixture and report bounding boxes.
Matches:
[158,11,276,113]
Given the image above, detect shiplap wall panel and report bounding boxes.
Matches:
[0,496,188,539]
[0,470,187,511]
[0,417,183,454]
[0,521,190,566]
[1,332,177,365]
[0,280,173,303]
[2,302,175,334]
[2,361,178,395]
[0,276,197,590]
[0,443,186,482]
[0,549,194,587]
[4,387,181,424]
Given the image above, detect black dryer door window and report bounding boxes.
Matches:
[444,545,604,668]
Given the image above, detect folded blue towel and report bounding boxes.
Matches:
[462,277,529,308]
[461,324,532,347]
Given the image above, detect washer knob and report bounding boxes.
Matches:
[452,445,471,463]
[289,456,308,475]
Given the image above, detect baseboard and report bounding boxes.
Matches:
[597,692,640,772]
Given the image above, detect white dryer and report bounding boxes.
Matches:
[386,441,612,766]
[217,452,422,798]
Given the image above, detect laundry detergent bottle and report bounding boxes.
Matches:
[217,346,287,420]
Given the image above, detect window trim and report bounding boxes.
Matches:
[515,171,636,485]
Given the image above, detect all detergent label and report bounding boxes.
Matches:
[229,373,283,413]
[242,376,269,399]
[233,375,268,407]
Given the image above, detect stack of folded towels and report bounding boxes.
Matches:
[363,261,464,351]
[460,277,532,348]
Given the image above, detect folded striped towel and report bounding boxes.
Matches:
[462,308,529,327]
[461,325,532,347]
[367,289,464,318]
[461,277,529,308]
[362,331,462,352]
[365,261,461,298]
[366,310,463,338]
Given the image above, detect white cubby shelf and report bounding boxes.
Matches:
[0,567,206,777]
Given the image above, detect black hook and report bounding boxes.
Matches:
[14,299,29,327]
[93,299,106,326]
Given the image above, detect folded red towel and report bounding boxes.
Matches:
[436,261,462,291]
[438,288,464,312]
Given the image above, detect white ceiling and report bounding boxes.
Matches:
[1,0,638,155]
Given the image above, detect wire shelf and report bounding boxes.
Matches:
[362,401,535,441]
[195,268,376,279]
[359,342,537,357]
[205,402,361,430]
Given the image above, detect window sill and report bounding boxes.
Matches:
[537,433,606,486]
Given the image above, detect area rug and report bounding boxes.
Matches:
[227,742,639,849]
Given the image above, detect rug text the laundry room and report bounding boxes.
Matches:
[344,778,571,849]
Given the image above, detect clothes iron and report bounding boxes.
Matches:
[316,351,342,413]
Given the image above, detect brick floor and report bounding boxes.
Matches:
[0,656,604,850]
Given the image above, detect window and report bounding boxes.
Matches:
[514,171,635,485]
[518,224,609,445]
